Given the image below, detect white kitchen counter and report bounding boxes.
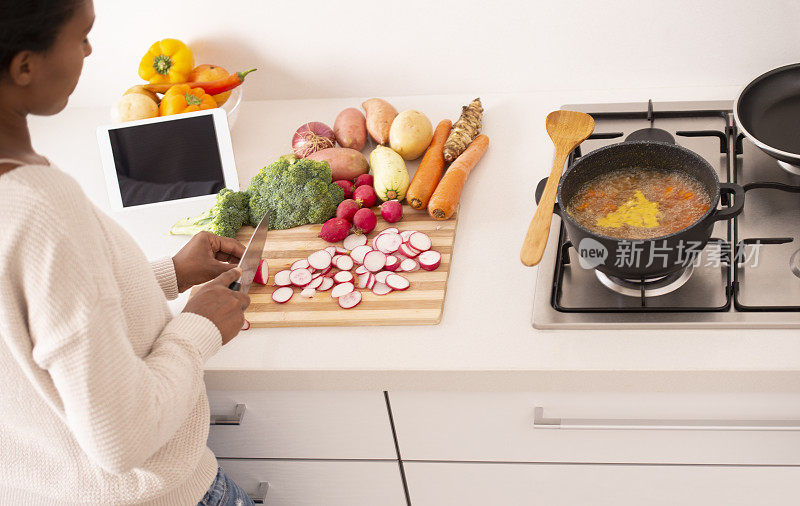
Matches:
[30,86,800,392]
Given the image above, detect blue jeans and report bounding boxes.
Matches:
[197,467,254,506]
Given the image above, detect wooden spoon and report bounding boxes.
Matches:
[520,110,595,266]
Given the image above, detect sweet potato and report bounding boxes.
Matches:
[362,98,398,145]
[333,108,367,151]
[306,147,369,180]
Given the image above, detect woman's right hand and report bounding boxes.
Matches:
[183,268,250,345]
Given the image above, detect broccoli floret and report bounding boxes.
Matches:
[169,188,250,238]
[248,156,344,230]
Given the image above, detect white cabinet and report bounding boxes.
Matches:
[218,458,407,506]
[390,391,800,464]
[207,390,396,459]
[403,461,800,506]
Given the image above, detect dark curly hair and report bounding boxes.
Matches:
[0,0,81,75]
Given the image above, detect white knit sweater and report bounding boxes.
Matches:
[0,163,222,505]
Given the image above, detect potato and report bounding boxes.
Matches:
[124,85,159,105]
[389,109,433,160]
[113,93,158,123]
[306,147,369,181]
[333,108,367,151]
[362,98,398,145]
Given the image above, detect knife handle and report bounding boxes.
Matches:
[228,281,242,291]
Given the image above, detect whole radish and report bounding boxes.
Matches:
[336,199,361,221]
[352,208,377,234]
[319,217,350,242]
[380,200,403,223]
[333,180,354,199]
[353,184,377,208]
[354,173,373,188]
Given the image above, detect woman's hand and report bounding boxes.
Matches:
[172,231,245,292]
[183,268,250,345]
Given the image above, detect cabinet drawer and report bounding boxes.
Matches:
[207,390,395,459]
[390,391,800,464]
[218,458,406,506]
[404,461,800,506]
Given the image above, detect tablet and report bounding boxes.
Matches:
[96,108,239,210]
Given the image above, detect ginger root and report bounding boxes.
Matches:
[443,98,483,163]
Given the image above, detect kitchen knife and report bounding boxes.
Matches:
[228,213,269,294]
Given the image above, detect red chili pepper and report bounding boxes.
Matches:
[145,68,257,95]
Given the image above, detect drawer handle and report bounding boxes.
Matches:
[210,403,246,426]
[533,406,800,431]
[249,481,270,504]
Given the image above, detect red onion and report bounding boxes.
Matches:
[292,122,335,158]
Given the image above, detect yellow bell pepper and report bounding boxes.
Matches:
[159,84,217,116]
[138,38,195,85]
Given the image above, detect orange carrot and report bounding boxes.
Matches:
[428,134,489,220]
[407,119,452,210]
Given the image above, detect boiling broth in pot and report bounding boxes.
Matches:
[565,169,712,239]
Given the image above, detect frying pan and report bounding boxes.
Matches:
[734,63,800,171]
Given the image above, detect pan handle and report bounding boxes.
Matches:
[535,177,562,216]
[713,183,745,222]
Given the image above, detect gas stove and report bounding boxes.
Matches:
[533,100,800,328]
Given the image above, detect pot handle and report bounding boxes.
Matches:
[535,177,562,216]
[713,183,745,222]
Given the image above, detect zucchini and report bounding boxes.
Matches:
[369,146,410,201]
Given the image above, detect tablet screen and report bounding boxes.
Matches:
[108,114,225,207]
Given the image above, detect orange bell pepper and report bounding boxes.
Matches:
[159,84,217,116]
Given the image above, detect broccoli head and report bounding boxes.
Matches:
[248,156,344,230]
[169,188,250,238]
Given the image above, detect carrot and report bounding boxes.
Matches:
[427,134,489,220]
[407,119,452,210]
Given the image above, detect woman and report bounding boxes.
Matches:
[0,1,255,504]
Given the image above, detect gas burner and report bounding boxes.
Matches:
[777,160,800,176]
[625,127,676,144]
[595,264,695,297]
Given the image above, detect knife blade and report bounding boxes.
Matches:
[228,213,269,294]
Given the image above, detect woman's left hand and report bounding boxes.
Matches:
[172,231,246,292]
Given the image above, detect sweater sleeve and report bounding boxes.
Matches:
[150,257,180,300]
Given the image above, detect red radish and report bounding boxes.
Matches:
[409,232,432,252]
[300,288,316,298]
[272,286,294,303]
[398,243,419,258]
[380,200,403,223]
[357,272,370,288]
[367,274,376,289]
[400,258,419,272]
[292,121,335,158]
[319,217,350,242]
[324,270,337,278]
[372,282,392,296]
[324,246,337,256]
[400,230,415,242]
[291,259,310,270]
[333,179,354,199]
[350,245,372,264]
[331,282,354,298]
[334,255,354,271]
[335,247,350,255]
[318,277,334,291]
[253,259,268,285]
[241,318,251,331]
[386,274,410,291]
[343,233,368,250]
[317,265,332,277]
[336,199,361,221]
[353,184,377,208]
[338,290,362,309]
[375,232,402,254]
[353,173,373,188]
[375,271,391,284]
[289,268,312,287]
[332,254,344,264]
[308,276,324,289]
[363,250,387,272]
[308,250,332,270]
[334,271,354,283]
[355,265,368,275]
[352,208,377,234]
[418,250,442,271]
[384,256,400,271]
[274,270,292,286]
[381,227,400,235]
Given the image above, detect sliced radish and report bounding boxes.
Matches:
[289,268,312,287]
[300,288,316,298]
[418,250,442,271]
[334,271,354,283]
[380,227,400,236]
[335,247,350,255]
[308,250,333,270]
[253,259,268,285]
[350,245,372,264]
[274,270,292,286]
[400,258,419,272]
[355,265,368,275]
[318,277,334,291]
[343,233,368,250]
[386,274,410,291]
[331,282,355,298]
[363,250,387,272]
[409,232,432,252]
[332,254,345,264]
[308,276,324,289]
[291,259,310,270]
[384,255,400,272]
[375,232,402,254]
[272,286,294,303]
[366,273,376,289]
[324,270,337,278]
[398,243,419,258]
[334,255,354,271]
[400,230,415,242]
[372,282,392,296]
[357,272,370,289]
[338,290,362,309]
[324,246,337,256]
[374,271,391,284]
[241,318,251,331]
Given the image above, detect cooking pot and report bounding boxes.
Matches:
[535,141,744,279]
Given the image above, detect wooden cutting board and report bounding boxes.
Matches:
[237,205,457,327]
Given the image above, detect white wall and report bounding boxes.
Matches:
[74,0,799,108]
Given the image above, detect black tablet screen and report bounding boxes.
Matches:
[108,114,225,207]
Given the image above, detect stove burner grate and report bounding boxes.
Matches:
[595,264,695,297]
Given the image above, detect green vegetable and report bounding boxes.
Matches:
[248,156,344,230]
[169,188,250,238]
